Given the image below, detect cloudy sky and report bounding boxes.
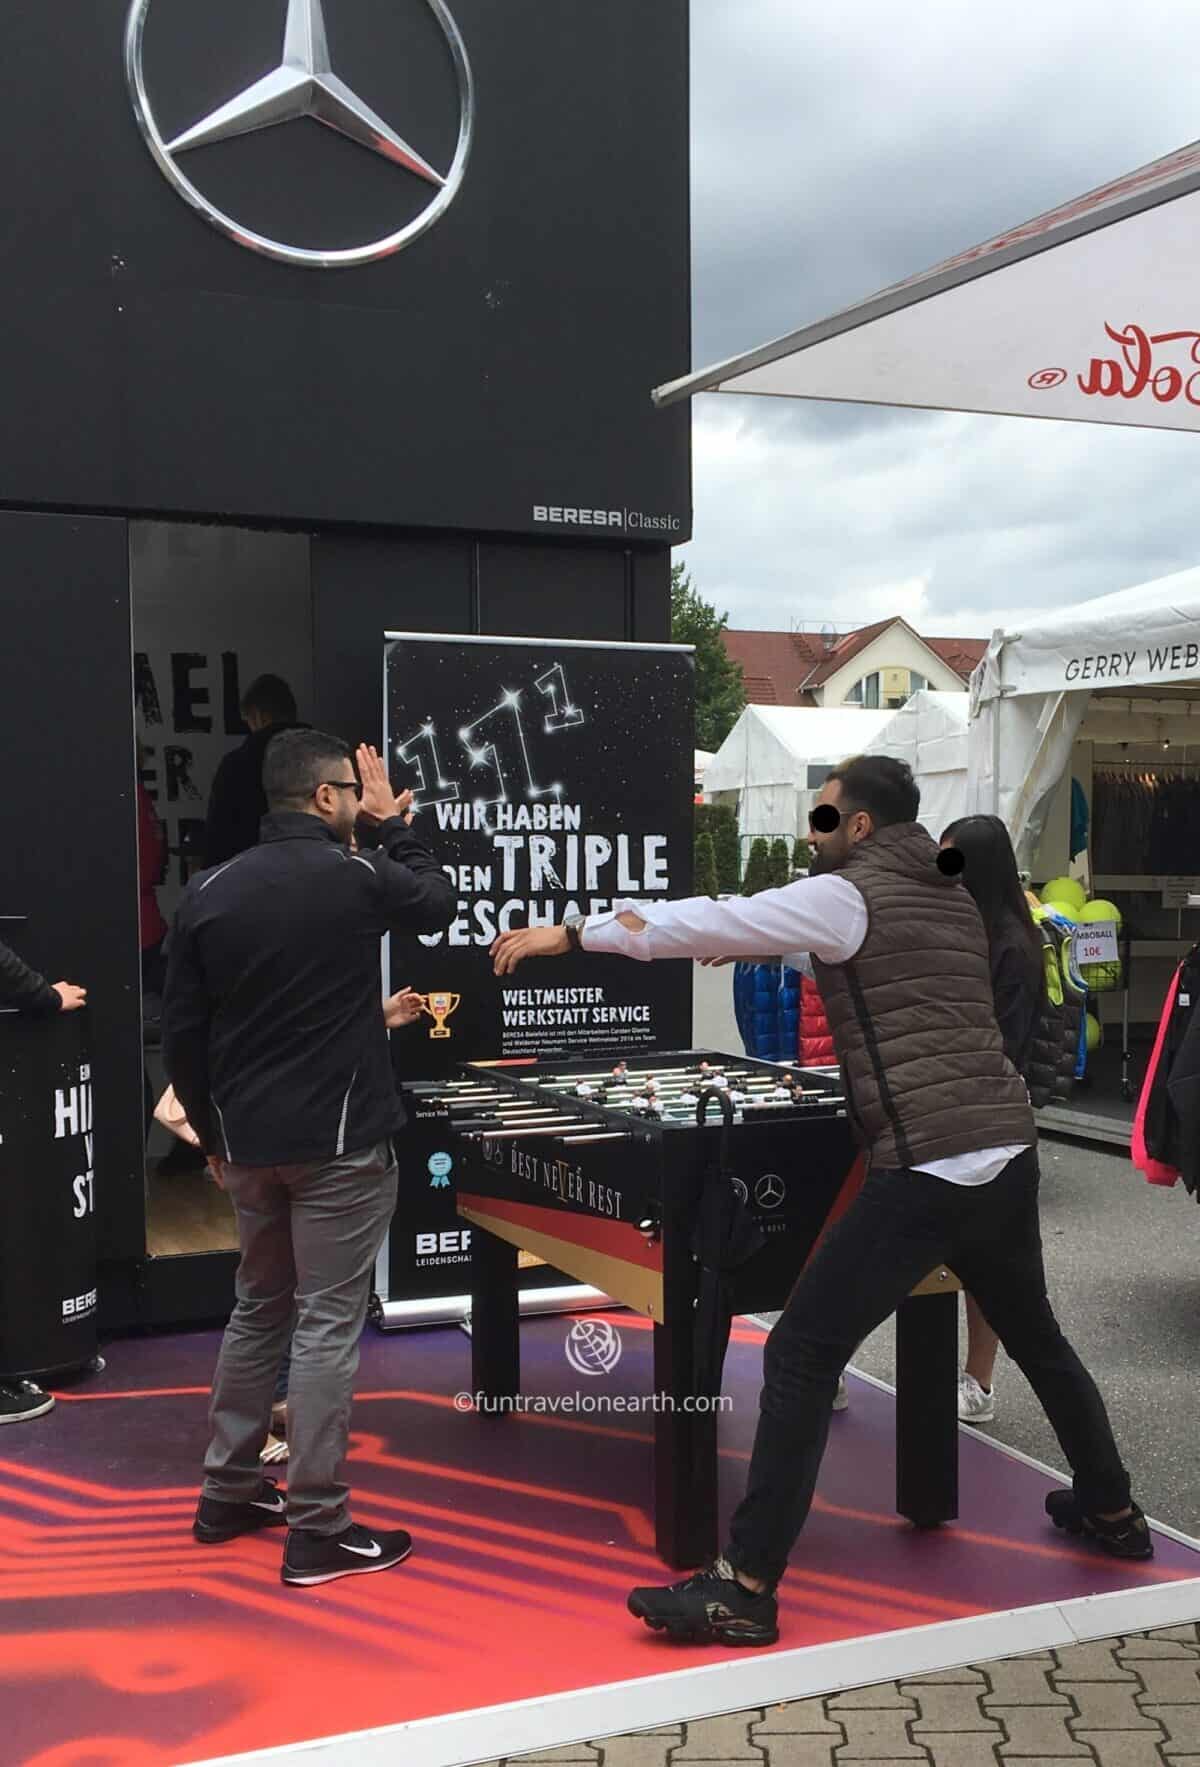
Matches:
[678,0,1200,639]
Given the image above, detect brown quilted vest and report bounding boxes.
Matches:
[811,823,1035,1168]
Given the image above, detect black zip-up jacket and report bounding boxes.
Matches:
[0,939,60,1015]
[163,812,456,1165]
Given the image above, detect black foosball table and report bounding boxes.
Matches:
[404,1049,960,1567]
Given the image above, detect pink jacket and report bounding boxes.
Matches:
[1132,963,1181,1187]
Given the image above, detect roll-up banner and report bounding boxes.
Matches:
[0,1009,97,1378]
[376,632,694,1319]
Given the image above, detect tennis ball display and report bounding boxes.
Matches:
[1085,1013,1102,1052]
[1080,899,1122,927]
[1042,877,1086,913]
[1040,902,1078,925]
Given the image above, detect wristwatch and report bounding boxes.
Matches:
[563,913,587,952]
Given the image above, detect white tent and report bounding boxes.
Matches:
[704,707,892,840]
[862,691,971,837]
[705,693,968,841]
[968,565,1200,864]
[653,139,1200,433]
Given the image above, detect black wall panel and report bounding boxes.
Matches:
[0,0,691,540]
[477,543,630,642]
[0,513,143,1262]
[311,532,474,749]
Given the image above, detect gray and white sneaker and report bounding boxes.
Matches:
[0,1381,55,1425]
[832,1374,849,1412]
[958,1372,996,1425]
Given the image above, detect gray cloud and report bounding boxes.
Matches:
[678,0,1200,635]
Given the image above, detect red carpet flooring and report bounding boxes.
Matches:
[2,1313,1197,1766]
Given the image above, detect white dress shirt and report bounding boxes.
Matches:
[582,874,1028,1187]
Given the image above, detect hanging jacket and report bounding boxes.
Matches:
[1142,946,1200,1175]
[799,973,835,1066]
[1165,1003,1200,1199]
[1133,964,1183,1187]
[732,961,799,1063]
[1025,917,1086,1109]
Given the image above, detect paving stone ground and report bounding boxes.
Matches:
[477,1625,1200,1766]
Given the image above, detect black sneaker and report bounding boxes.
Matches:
[193,1476,287,1544]
[628,1556,779,1646]
[1046,1490,1154,1560]
[281,1522,413,1587]
[0,1381,55,1425]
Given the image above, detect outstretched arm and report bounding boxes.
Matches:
[491,875,865,975]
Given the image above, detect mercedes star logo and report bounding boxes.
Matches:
[754,1173,786,1210]
[125,0,474,268]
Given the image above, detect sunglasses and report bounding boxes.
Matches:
[808,805,853,833]
[318,779,364,801]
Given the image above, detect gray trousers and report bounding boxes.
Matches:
[202,1140,398,1535]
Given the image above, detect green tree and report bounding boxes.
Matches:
[791,836,811,874]
[742,837,771,896]
[694,802,740,893]
[694,831,718,899]
[712,806,740,893]
[671,562,747,752]
[768,838,790,890]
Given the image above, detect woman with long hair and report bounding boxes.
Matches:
[940,813,1046,1424]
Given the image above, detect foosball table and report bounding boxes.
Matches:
[404,1049,960,1566]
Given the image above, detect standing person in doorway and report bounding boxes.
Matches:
[164,730,456,1588]
[0,940,86,1424]
[203,674,304,867]
[490,755,1151,1647]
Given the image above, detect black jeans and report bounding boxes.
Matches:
[727,1148,1132,1584]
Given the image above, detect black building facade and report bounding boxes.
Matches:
[0,0,691,1324]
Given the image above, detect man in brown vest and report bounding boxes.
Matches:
[491,755,1147,1646]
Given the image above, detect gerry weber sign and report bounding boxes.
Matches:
[125,0,474,267]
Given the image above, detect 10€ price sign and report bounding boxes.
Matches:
[1073,923,1119,966]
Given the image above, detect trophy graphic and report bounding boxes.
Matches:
[421,990,462,1040]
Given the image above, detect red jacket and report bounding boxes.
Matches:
[138,785,168,950]
[799,974,835,1066]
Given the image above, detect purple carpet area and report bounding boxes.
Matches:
[0,1313,1195,1767]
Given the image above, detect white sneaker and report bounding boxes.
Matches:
[833,1373,849,1412]
[958,1372,995,1424]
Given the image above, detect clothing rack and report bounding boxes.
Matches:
[1090,765,1200,880]
[1093,762,1200,777]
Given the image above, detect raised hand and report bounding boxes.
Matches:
[355,744,414,824]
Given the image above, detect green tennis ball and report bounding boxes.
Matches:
[1042,876,1086,913]
[1081,899,1122,928]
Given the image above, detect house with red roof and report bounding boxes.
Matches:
[722,617,986,710]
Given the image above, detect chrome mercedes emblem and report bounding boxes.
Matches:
[125,0,474,268]
[754,1173,786,1210]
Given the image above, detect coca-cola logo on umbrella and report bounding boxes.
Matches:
[1032,322,1200,408]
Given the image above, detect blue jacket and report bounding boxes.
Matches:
[733,961,799,1063]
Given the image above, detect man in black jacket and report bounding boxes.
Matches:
[203,673,304,867]
[0,942,86,1020]
[0,941,86,1424]
[164,728,456,1587]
